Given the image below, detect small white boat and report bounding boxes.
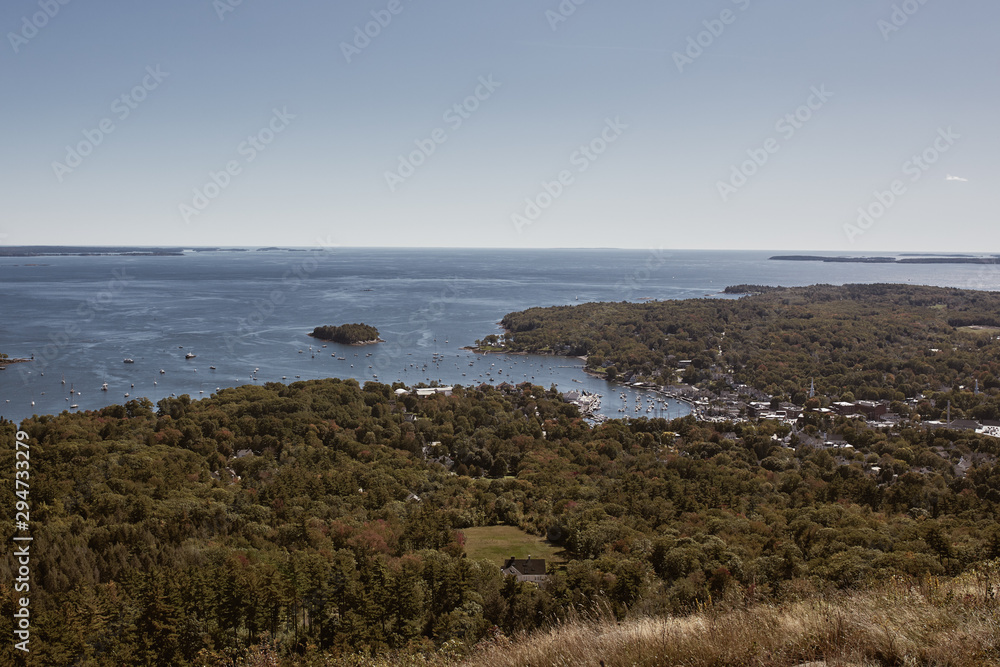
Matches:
[102,382,108,391]
[123,358,134,364]
[185,353,196,359]
[160,369,166,374]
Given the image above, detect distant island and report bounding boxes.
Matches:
[771,255,1000,264]
[309,323,382,345]
[0,245,186,257]
[0,246,292,256]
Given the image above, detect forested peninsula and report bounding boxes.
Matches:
[486,283,1000,420]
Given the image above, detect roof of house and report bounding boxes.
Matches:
[503,557,546,576]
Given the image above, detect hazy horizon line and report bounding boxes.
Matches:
[2,245,996,255]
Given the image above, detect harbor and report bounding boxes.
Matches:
[1,342,692,424]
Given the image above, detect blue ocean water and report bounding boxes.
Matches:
[3,248,1000,425]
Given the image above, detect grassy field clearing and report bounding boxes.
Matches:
[461,526,565,565]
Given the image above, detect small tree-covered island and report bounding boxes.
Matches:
[309,322,382,345]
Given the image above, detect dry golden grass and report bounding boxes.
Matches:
[460,577,1000,667]
[243,567,1000,667]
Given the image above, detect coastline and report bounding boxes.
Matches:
[771,254,1000,265]
[463,342,696,418]
[307,333,385,346]
[461,346,529,355]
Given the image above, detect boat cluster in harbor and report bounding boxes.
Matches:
[6,341,692,422]
[614,389,687,418]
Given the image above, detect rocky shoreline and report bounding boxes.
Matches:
[307,334,385,346]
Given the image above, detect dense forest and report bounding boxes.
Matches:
[310,323,381,345]
[493,283,1000,419]
[3,377,1000,664]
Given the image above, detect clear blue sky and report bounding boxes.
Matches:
[1,0,996,251]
